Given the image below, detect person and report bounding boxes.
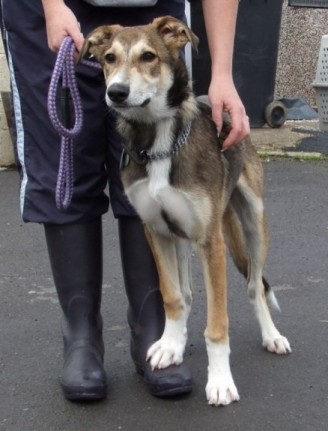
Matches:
[0,0,249,402]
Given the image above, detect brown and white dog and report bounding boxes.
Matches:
[80,16,291,406]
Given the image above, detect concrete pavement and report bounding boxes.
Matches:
[251,119,328,159]
[0,122,328,431]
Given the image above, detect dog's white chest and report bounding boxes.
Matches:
[146,159,171,200]
[125,159,206,241]
[125,158,174,234]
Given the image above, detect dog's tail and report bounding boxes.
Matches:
[262,277,281,312]
[222,204,247,274]
[223,203,280,311]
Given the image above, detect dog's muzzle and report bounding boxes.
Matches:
[107,83,151,108]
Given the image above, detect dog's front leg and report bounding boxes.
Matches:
[199,231,240,406]
[145,228,190,370]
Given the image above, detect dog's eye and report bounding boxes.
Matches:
[141,52,156,62]
[104,53,116,64]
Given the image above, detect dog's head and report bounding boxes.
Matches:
[80,16,199,122]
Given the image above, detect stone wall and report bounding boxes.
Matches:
[275,0,328,107]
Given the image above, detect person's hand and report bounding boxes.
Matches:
[208,75,250,150]
[42,0,84,53]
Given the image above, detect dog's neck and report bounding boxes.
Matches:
[117,91,198,164]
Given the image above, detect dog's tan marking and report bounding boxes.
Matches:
[199,230,229,343]
[104,39,161,82]
[145,227,185,321]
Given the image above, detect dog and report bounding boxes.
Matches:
[80,16,291,406]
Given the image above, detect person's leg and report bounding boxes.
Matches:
[44,219,107,400]
[102,0,191,393]
[2,0,110,400]
[118,217,192,396]
[107,118,192,397]
[74,4,187,396]
[2,0,190,401]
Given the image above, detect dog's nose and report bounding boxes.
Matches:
[107,83,130,103]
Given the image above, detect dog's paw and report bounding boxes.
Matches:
[205,340,239,406]
[205,374,240,407]
[146,337,185,370]
[263,335,291,354]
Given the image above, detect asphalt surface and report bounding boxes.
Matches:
[1,159,328,431]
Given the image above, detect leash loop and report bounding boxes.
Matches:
[47,37,101,210]
[48,37,83,139]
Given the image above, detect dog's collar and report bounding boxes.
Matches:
[122,121,192,166]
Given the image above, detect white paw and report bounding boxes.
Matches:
[147,336,185,369]
[263,335,291,354]
[206,374,240,406]
[205,340,239,406]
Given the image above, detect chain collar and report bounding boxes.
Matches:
[122,121,192,166]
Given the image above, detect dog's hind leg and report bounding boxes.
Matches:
[144,228,191,370]
[227,176,291,355]
[198,228,240,406]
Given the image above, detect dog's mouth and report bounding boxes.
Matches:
[111,98,151,109]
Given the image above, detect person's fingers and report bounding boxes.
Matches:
[210,101,224,133]
[69,24,85,53]
[44,4,84,53]
[222,109,250,150]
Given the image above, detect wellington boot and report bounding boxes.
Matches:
[44,219,107,401]
[118,217,192,397]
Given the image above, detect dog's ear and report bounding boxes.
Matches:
[151,16,199,56]
[78,24,123,64]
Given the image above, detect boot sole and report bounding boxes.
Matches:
[131,339,192,397]
[135,363,192,398]
[62,385,107,402]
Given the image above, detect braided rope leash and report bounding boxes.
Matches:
[47,36,101,210]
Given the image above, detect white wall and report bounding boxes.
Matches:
[0,36,14,167]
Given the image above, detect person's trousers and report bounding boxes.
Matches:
[0,0,185,223]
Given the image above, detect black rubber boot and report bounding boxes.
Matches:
[118,217,192,397]
[44,219,107,401]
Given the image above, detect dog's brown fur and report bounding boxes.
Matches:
[81,16,291,406]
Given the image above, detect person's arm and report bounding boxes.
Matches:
[201,0,249,149]
[41,0,84,52]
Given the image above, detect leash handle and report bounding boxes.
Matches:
[48,37,84,210]
[48,37,83,138]
[48,37,102,210]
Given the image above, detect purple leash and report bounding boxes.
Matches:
[47,36,101,210]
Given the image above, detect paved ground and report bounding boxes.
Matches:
[1,122,328,431]
[251,119,328,157]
